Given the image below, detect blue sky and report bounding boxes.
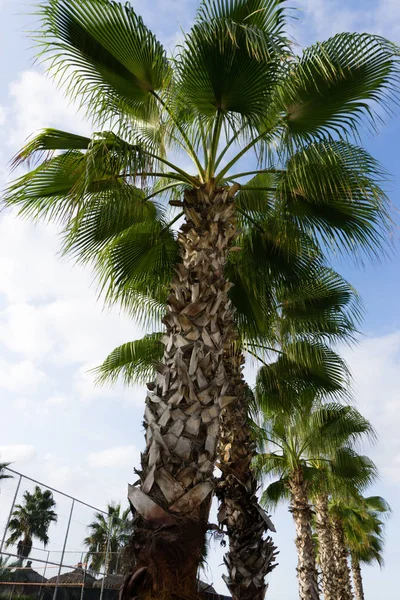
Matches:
[0,0,399,598]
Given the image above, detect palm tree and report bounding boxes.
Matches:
[95,257,363,594]
[5,486,57,561]
[255,392,375,600]
[329,495,390,600]
[4,1,398,596]
[312,451,379,600]
[0,463,12,484]
[84,503,133,574]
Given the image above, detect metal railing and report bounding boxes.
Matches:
[0,468,124,600]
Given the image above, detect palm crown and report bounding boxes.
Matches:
[84,503,133,574]
[5,486,57,560]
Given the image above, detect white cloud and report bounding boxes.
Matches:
[7,70,91,149]
[297,0,400,44]
[45,393,68,407]
[0,359,46,394]
[341,332,400,483]
[0,444,36,463]
[0,106,6,126]
[87,445,141,469]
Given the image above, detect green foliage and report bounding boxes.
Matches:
[0,463,12,482]
[94,334,163,386]
[84,503,133,573]
[331,495,391,567]
[37,0,170,125]
[280,33,400,140]
[5,487,57,558]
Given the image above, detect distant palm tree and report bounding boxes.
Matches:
[0,463,12,485]
[330,495,390,600]
[5,486,57,560]
[84,504,133,574]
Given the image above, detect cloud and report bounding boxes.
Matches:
[297,0,400,44]
[0,359,46,394]
[341,332,400,483]
[0,444,36,463]
[87,445,141,469]
[7,70,91,149]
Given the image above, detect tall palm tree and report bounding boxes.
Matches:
[95,257,363,595]
[255,393,375,600]
[329,495,390,600]
[4,1,398,596]
[312,451,380,600]
[84,503,133,574]
[5,486,57,560]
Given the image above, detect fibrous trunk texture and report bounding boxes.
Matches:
[216,353,278,600]
[314,494,337,600]
[288,471,320,600]
[331,517,353,600]
[17,536,32,560]
[121,183,238,600]
[351,557,364,600]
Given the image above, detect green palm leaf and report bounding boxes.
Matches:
[281,33,400,140]
[94,334,163,386]
[38,0,170,124]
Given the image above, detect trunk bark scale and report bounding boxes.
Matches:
[216,355,278,600]
[121,183,239,600]
[351,556,364,600]
[288,470,320,600]
[331,516,353,600]
[314,494,337,600]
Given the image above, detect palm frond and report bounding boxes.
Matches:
[177,0,290,124]
[93,333,163,386]
[281,33,400,140]
[37,0,170,125]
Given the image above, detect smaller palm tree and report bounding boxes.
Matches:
[0,463,12,484]
[333,495,390,600]
[5,486,57,560]
[84,503,133,574]
[255,392,375,600]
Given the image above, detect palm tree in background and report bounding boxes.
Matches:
[4,0,398,596]
[312,453,381,600]
[329,495,390,600]
[255,395,375,600]
[5,486,57,561]
[84,503,133,574]
[0,464,12,485]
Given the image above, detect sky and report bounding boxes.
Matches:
[0,0,399,597]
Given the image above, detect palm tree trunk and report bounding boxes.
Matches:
[121,183,239,600]
[314,494,337,600]
[351,556,364,600]
[288,471,320,600]
[331,516,353,600]
[17,536,32,560]
[216,354,278,600]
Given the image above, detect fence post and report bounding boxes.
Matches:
[80,552,86,600]
[99,515,113,600]
[37,550,50,599]
[0,474,22,554]
[52,499,74,600]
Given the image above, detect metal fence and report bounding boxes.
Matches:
[0,468,231,600]
[0,467,125,600]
